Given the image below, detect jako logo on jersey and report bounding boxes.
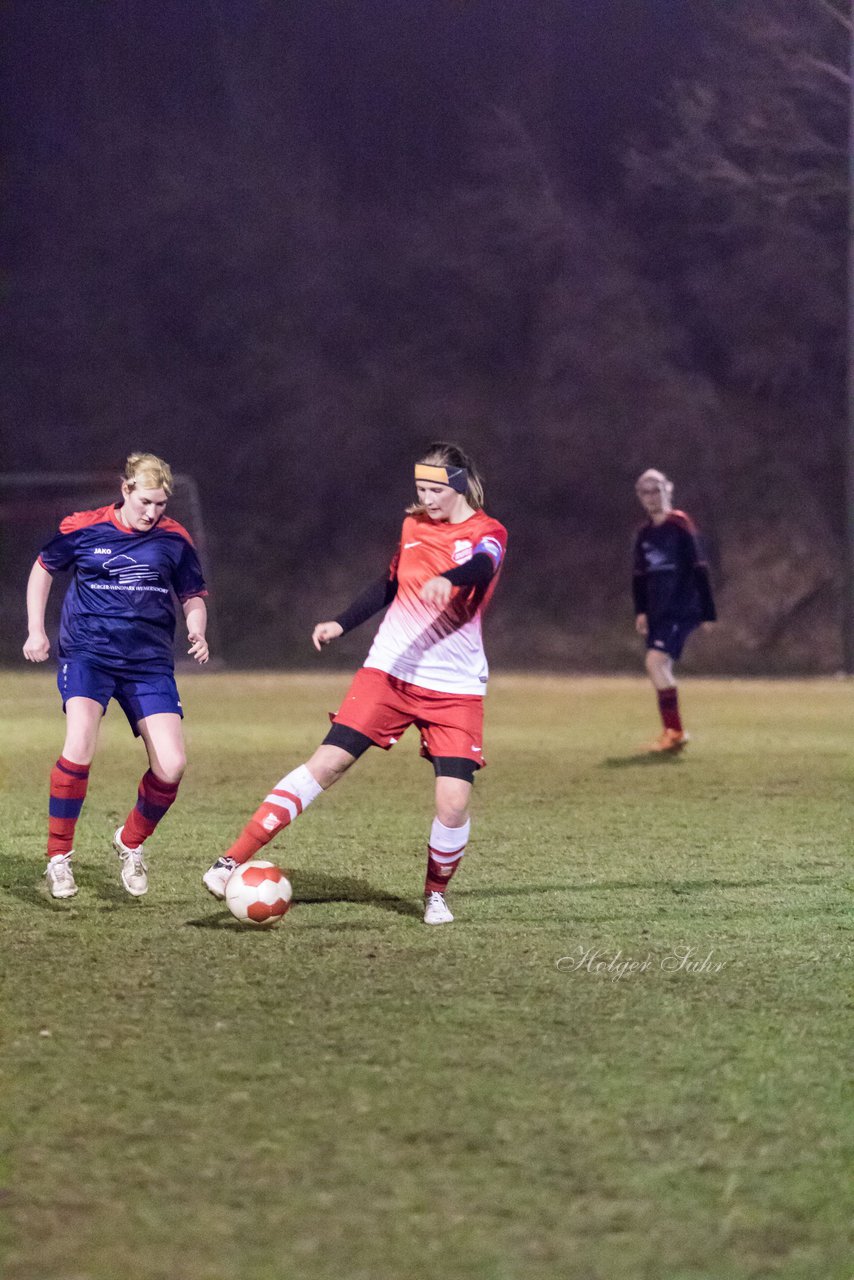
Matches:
[103,554,160,586]
[452,539,473,564]
[94,547,111,555]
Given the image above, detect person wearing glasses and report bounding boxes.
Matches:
[632,469,716,752]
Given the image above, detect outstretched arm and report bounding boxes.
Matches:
[23,560,53,662]
[313,574,399,650]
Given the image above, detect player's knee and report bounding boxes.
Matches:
[645,649,668,675]
[62,729,98,765]
[155,753,186,784]
[436,800,470,828]
[306,743,356,789]
[435,778,472,827]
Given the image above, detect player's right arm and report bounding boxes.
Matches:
[313,542,402,651]
[23,560,54,662]
[632,532,648,632]
[312,620,345,650]
[312,575,400,651]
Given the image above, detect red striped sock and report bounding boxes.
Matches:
[121,770,180,848]
[657,686,682,733]
[224,764,322,865]
[47,756,91,858]
[424,817,470,895]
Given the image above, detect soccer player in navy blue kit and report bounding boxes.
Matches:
[633,469,716,751]
[23,452,209,899]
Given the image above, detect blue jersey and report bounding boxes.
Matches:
[632,510,716,625]
[38,504,207,675]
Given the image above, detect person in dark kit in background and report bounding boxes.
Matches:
[23,452,209,899]
[632,468,716,752]
[203,441,507,926]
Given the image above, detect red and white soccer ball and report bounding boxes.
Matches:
[224,861,293,928]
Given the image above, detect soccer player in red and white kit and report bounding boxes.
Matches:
[203,442,507,925]
[23,452,210,899]
[633,468,716,751]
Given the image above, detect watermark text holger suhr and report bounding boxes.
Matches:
[556,945,728,981]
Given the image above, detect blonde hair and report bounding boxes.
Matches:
[636,468,673,497]
[408,441,485,513]
[123,452,174,496]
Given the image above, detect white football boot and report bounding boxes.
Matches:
[202,856,238,900]
[423,891,454,925]
[114,827,149,897]
[45,853,78,899]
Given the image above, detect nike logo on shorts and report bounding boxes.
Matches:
[403,541,421,549]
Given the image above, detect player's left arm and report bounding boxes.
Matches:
[695,567,716,625]
[677,521,717,623]
[420,532,505,607]
[182,596,210,664]
[172,536,210,664]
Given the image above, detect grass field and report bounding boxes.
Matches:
[1,671,852,1280]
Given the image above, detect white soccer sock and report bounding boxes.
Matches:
[430,817,471,853]
[262,763,323,825]
[425,816,470,895]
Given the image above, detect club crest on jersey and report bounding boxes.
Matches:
[452,539,473,565]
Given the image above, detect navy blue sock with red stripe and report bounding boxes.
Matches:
[47,756,91,858]
[121,770,180,848]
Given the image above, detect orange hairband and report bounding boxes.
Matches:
[414,463,468,493]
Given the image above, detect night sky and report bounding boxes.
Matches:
[2,2,844,672]
[3,1,702,208]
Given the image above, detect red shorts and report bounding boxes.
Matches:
[332,667,486,766]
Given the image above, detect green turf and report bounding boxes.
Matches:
[1,671,851,1280]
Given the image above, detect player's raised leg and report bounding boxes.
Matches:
[202,744,355,899]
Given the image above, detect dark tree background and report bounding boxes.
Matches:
[1,0,847,671]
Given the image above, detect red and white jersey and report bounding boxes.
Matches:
[364,510,507,696]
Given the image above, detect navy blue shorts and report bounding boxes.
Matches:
[646,619,699,661]
[57,659,183,736]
